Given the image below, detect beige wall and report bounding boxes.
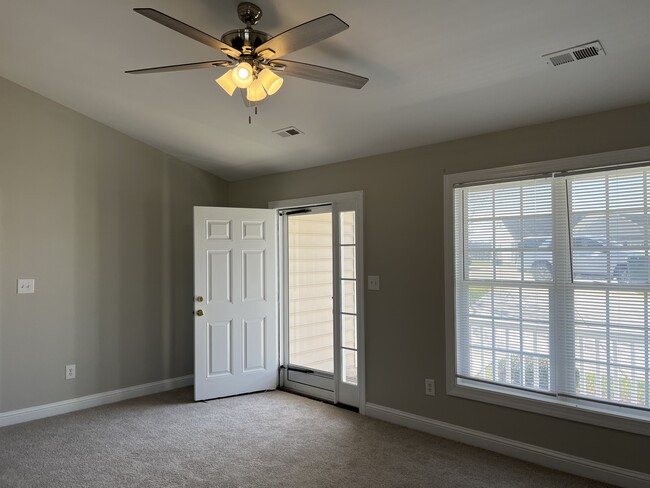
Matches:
[229,102,650,474]
[0,77,228,412]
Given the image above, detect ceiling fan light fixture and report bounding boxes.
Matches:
[246,79,267,102]
[216,71,237,96]
[231,61,254,88]
[258,68,284,95]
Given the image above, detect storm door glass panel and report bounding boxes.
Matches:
[288,210,334,373]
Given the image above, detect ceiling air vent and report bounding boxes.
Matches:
[542,41,605,67]
[273,126,304,138]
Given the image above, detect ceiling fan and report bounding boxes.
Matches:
[126,2,369,106]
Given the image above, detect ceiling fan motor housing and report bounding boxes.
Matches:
[221,28,271,55]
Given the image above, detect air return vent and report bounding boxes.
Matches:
[542,41,605,67]
[273,126,304,138]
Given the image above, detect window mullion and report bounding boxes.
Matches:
[552,177,572,397]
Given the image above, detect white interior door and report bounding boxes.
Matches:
[194,206,278,401]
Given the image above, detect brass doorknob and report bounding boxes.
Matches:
[196,310,204,316]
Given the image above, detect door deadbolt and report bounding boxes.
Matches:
[196,296,204,302]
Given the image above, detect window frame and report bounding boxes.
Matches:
[444,146,650,436]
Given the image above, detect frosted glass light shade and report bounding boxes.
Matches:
[258,68,283,95]
[216,71,237,96]
[246,79,267,102]
[231,62,254,88]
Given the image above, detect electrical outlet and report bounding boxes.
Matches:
[17,279,35,294]
[425,378,435,396]
[368,275,380,290]
[65,364,76,380]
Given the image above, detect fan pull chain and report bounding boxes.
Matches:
[248,106,259,125]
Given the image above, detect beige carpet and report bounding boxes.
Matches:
[0,388,610,487]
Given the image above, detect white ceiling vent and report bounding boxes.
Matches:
[273,126,304,138]
[542,41,606,67]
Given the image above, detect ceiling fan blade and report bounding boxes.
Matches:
[134,8,241,58]
[125,60,231,75]
[255,14,348,60]
[271,59,368,89]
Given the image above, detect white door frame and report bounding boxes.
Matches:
[269,191,366,413]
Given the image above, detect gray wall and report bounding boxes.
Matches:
[228,102,650,474]
[0,77,228,412]
[2,72,649,475]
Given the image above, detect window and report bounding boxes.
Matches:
[448,157,650,433]
[340,210,359,385]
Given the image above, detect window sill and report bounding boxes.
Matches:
[449,379,650,436]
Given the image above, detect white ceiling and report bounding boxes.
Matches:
[2,0,650,181]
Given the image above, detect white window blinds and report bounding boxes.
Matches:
[454,165,650,414]
[564,167,650,408]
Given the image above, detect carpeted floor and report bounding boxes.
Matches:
[0,388,610,487]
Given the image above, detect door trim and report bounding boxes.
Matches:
[270,191,365,414]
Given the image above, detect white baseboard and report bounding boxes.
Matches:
[365,402,650,488]
[0,375,194,428]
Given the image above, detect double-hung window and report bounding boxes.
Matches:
[449,157,650,432]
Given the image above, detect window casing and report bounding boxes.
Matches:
[446,149,650,435]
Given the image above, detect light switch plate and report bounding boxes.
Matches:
[368,275,380,291]
[17,279,35,294]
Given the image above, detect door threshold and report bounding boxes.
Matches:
[279,386,359,413]
[279,386,333,404]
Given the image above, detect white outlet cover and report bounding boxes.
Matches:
[65,364,76,380]
[368,275,380,291]
[17,279,35,294]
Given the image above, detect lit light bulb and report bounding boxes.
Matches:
[258,68,283,96]
[231,62,254,88]
[247,79,267,102]
[215,71,237,96]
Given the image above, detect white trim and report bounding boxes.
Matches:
[0,375,193,428]
[445,145,650,188]
[365,402,650,488]
[450,380,650,435]
[269,191,364,211]
[443,145,650,434]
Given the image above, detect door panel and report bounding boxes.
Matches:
[208,250,231,303]
[208,322,231,376]
[243,318,266,371]
[194,206,278,401]
[242,250,266,301]
[287,209,335,377]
